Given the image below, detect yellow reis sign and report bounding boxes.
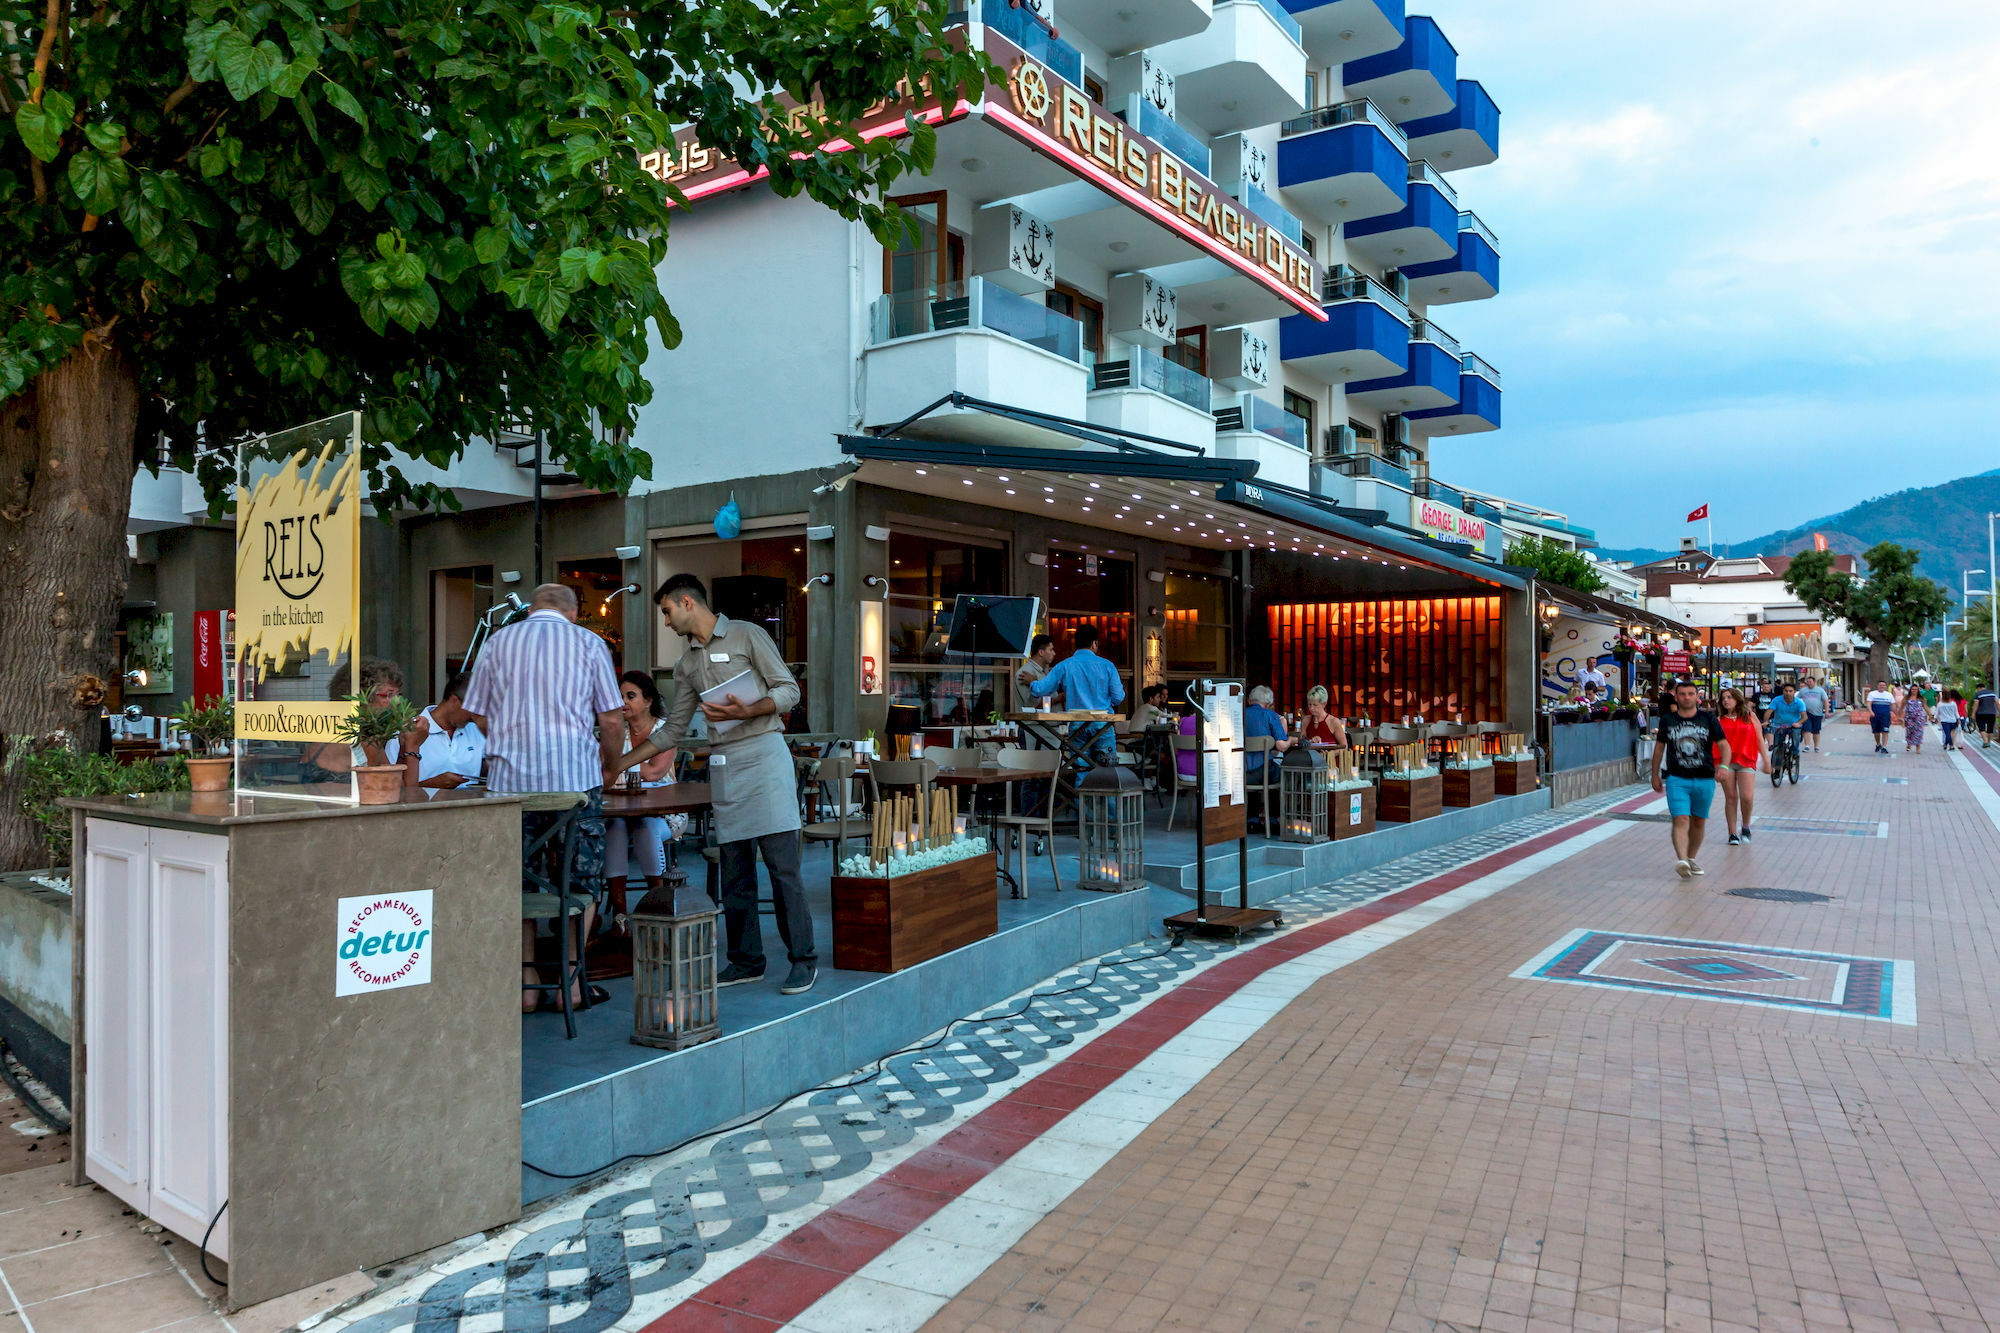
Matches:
[234,440,361,741]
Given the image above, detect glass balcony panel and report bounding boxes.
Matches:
[1323,271,1411,322]
[978,2,1084,88]
[1136,348,1213,412]
[1407,158,1459,209]
[1413,477,1465,509]
[1279,97,1409,153]
[1327,452,1411,487]
[1224,394,1308,449]
[1410,317,1460,359]
[979,281,1083,361]
[1461,352,1502,387]
[870,279,1084,364]
[1456,209,1500,251]
[1133,98,1211,176]
[1238,181,1304,245]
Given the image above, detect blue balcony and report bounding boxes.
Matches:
[1346,320,1461,411]
[1276,98,1407,224]
[1283,0,1404,64]
[1403,79,1499,171]
[1342,15,1457,123]
[1345,159,1458,266]
[977,1,1084,89]
[1279,273,1409,383]
[1399,210,1499,305]
[1409,354,1502,435]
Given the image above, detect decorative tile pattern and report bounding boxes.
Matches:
[1514,928,1915,1025]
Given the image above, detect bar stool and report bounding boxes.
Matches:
[520,792,591,1040]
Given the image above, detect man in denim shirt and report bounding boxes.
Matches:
[1029,624,1125,766]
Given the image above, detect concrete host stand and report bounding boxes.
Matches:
[65,789,523,1308]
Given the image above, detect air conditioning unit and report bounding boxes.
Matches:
[1385,270,1409,302]
[1383,414,1411,448]
[1325,424,1357,457]
[1675,560,1691,571]
[1745,611,1763,625]
[1329,263,1357,282]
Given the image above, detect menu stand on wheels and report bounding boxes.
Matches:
[1163,678,1282,940]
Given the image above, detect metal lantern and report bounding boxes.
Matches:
[1078,763,1145,892]
[1278,744,1330,844]
[630,872,720,1050]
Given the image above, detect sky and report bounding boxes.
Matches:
[1414,0,2000,551]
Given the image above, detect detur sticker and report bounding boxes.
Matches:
[335,891,434,996]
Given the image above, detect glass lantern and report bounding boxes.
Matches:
[630,873,720,1050]
[1078,763,1145,892]
[1278,744,1330,844]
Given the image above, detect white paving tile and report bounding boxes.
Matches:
[784,1274,952,1333]
[854,1234,1003,1297]
[911,1197,1048,1253]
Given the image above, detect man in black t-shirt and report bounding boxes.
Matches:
[1976,687,1998,746]
[1649,678,1731,880]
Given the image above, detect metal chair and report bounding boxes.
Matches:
[520,792,590,1040]
[801,756,870,868]
[993,748,1062,896]
[1242,735,1280,834]
[1427,720,1474,766]
[1166,733,1202,831]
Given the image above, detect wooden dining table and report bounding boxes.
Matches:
[603,782,716,894]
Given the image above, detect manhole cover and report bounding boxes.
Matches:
[1726,887,1831,904]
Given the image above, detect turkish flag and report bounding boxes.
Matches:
[1686,503,1709,522]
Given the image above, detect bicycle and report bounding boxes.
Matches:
[1768,725,1801,787]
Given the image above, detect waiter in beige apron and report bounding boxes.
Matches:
[613,573,817,996]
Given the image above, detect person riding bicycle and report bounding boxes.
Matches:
[1767,683,1807,771]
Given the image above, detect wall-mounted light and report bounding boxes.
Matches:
[807,524,835,541]
[1147,569,1166,584]
[614,544,642,561]
[862,575,888,593]
[806,572,834,589]
[865,524,891,542]
[501,571,522,584]
[1026,552,1048,567]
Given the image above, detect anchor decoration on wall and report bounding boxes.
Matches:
[1142,276,1177,340]
[1142,56,1175,115]
[1009,208,1054,287]
[1242,142,1269,192]
[1243,334,1269,385]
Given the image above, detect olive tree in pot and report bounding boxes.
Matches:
[172,697,236,792]
[333,696,420,805]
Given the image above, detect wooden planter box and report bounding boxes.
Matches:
[831,851,998,973]
[1330,785,1376,840]
[1492,756,1540,796]
[1376,773,1443,823]
[1443,764,1496,807]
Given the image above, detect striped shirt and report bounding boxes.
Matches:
[462,610,621,794]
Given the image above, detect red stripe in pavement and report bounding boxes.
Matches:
[641,810,1620,1332]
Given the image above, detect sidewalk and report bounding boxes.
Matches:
[902,719,2000,1332]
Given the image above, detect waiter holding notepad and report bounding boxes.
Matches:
[614,573,817,995]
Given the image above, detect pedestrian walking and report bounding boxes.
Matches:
[1903,687,1930,754]
[1714,687,1763,847]
[1938,690,1964,751]
[1975,683,1998,747]
[1796,676,1830,752]
[1649,678,1731,880]
[616,573,819,996]
[1866,680,1896,755]
[463,582,624,1012]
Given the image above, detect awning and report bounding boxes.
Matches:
[840,419,1525,591]
[1771,651,1831,668]
[1539,582,1691,635]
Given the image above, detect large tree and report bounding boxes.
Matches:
[0,0,991,868]
[1785,542,1951,686]
[1504,534,1606,595]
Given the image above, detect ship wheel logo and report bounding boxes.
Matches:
[1009,60,1054,123]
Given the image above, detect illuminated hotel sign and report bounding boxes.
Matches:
[1412,497,1489,545]
[639,31,1324,318]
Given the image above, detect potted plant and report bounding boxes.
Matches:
[172,696,235,791]
[334,694,419,804]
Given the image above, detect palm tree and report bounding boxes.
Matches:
[1944,599,1997,691]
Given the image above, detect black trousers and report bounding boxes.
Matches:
[718,830,816,969]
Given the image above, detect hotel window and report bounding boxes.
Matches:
[885,529,1009,725]
[1163,326,1206,376]
[1283,390,1316,446]
[1048,284,1104,363]
[1047,545,1136,698]
[1085,72,1107,104]
[882,192,964,337]
[1164,570,1232,681]
[1304,71,1318,109]
[1350,418,1377,454]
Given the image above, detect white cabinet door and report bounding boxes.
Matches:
[147,829,230,1260]
[83,819,152,1213]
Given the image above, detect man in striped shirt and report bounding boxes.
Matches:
[464,583,623,1009]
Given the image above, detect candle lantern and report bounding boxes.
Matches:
[1077,763,1145,892]
[630,872,720,1050]
[1278,744,1330,844]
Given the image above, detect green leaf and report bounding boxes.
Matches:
[83,121,127,155]
[118,176,166,244]
[471,224,510,264]
[557,247,595,289]
[526,277,571,332]
[142,221,200,274]
[212,28,258,99]
[14,92,74,162]
[198,144,229,178]
[265,226,301,269]
[564,133,603,175]
[270,55,317,99]
[322,80,368,129]
[290,181,335,234]
[67,150,132,214]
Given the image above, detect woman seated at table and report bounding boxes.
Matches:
[1301,686,1347,747]
[1130,683,1175,730]
[605,670,685,928]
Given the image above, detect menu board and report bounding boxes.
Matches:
[1196,679,1246,810]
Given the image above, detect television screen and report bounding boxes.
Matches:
[945,595,1040,657]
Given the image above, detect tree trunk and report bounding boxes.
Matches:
[1867,640,1890,692]
[0,342,142,871]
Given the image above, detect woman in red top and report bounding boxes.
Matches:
[1302,686,1348,747]
[1715,686,1764,845]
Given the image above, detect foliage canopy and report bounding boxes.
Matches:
[1505,534,1607,595]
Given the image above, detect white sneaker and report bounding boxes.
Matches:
[1688,861,1706,876]
[1674,858,1692,879]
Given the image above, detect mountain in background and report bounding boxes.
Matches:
[1600,469,2000,595]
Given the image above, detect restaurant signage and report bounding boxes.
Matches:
[639,30,1322,316]
[1411,497,1488,545]
[335,891,434,996]
[192,610,227,706]
[235,421,362,742]
[1662,651,1692,674]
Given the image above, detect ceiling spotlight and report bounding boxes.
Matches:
[1108,240,1131,253]
[960,157,985,172]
